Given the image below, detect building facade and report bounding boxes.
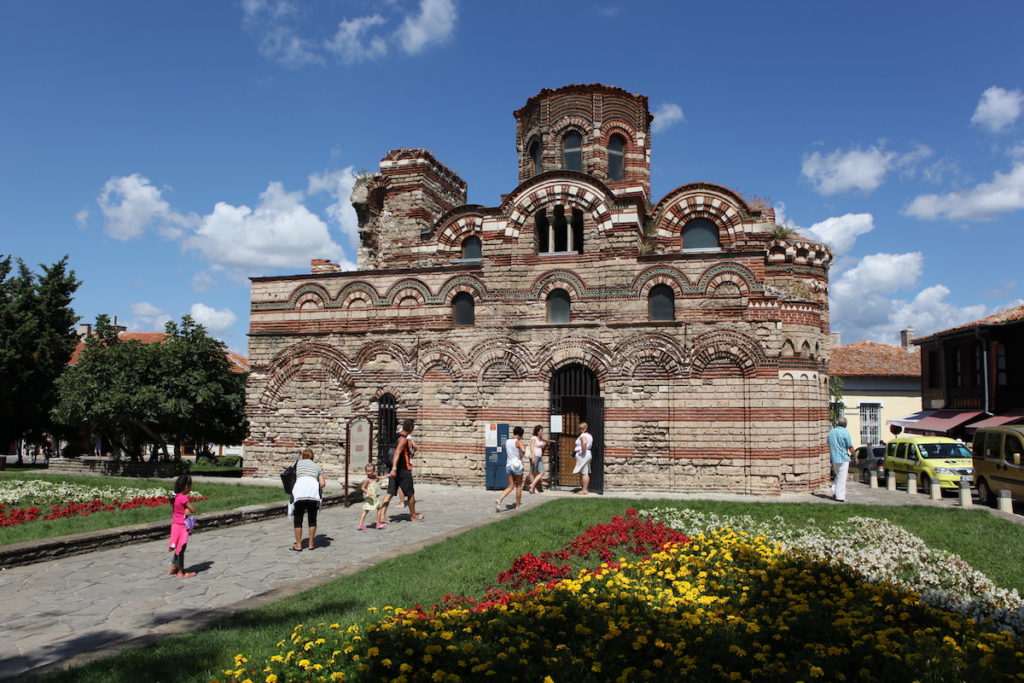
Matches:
[245,84,834,494]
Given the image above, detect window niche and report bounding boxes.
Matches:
[546,289,570,324]
[452,292,475,326]
[563,132,582,172]
[535,205,584,254]
[682,218,721,250]
[648,284,674,321]
[461,236,482,260]
[529,139,543,176]
[608,134,625,181]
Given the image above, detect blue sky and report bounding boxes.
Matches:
[3,0,1023,353]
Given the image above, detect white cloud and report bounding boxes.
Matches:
[191,271,218,292]
[971,86,1023,133]
[260,25,323,67]
[184,181,349,273]
[308,167,359,246]
[190,303,238,334]
[889,285,987,339]
[651,103,684,133]
[802,213,875,257]
[396,0,456,55]
[74,209,89,230]
[325,15,388,64]
[903,162,1024,220]
[801,146,895,195]
[97,174,196,240]
[129,301,172,330]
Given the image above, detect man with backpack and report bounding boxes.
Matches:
[378,419,424,526]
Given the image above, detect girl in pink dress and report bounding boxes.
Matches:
[168,475,197,578]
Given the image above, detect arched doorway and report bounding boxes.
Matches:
[549,363,604,492]
[375,393,398,476]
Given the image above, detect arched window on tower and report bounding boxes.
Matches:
[608,134,625,181]
[682,218,721,250]
[452,292,475,326]
[648,284,674,321]
[529,139,543,176]
[563,132,582,172]
[461,235,482,260]
[535,206,584,254]
[546,289,570,323]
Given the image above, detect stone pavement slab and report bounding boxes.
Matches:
[1,478,1019,679]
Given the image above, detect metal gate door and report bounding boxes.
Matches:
[376,394,398,476]
[549,364,604,493]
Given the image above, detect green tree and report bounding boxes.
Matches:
[829,375,845,427]
[0,255,80,461]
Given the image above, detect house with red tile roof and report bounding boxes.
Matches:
[69,332,249,373]
[911,304,1024,437]
[829,332,921,446]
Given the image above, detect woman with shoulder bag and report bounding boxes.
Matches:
[496,426,526,512]
[289,448,326,551]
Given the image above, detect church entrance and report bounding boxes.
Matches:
[548,363,604,493]
[375,393,398,476]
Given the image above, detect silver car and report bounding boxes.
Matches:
[854,445,886,484]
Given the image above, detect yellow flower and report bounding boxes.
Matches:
[265,675,278,683]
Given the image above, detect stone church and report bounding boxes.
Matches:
[245,84,833,494]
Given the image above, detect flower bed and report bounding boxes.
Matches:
[0,479,205,528]
[224,510,1024,682]
[640,507,1024,637]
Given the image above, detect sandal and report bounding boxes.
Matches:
[411,514,425,521]
[177,572,197,578]
[290,546,303,552]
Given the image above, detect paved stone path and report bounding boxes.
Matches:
[0,478,1018,679]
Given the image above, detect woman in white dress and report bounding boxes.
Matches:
[572,422,593,495]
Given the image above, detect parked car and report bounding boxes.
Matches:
[854,445,886,484]
[883,436,973,492]
[972,425,1024,507]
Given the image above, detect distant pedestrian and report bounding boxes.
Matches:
[290,448,326,550]
[168,474,196,578]
[379,420,423,525]
[827,418,854,502]
[527,425,553,494]
[496,426,526,511]
[357,463,382,530]
[573,422,593,495]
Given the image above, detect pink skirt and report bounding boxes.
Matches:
[168,522,189,554]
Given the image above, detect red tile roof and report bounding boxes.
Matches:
[829,341,921,377]
[69,332,248,373]
[913,304,1024,343]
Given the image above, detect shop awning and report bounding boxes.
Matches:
[964,410,1024,433]
[910,410,984,434]
[887,410,936,429]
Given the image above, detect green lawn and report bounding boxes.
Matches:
[43,498,1024,683]
[0,472,285,545]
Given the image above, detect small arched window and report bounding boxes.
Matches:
[648,284,674,321]
[529,139,543,176]
[563,132,582,172]
[608,134,625,181]
[546,289,570,324]
[452,292,475,326]
[682,218,721,250]
[461,236,482,260]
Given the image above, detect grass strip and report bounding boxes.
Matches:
[43,498,1024,683]
[0,473,285,545]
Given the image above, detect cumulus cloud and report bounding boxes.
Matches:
[184,181,348,273]
[651,103,684,133]
[396,0,457,55]
[191,271,218,292]
[308,168,359,246]
[97,174,197,240]
[971,86,1023,133]
[130,301,172,330]
[903,162,1024,220]
[243,1,457,67]
[802,146,895,195]
[190,303,238,334]
[802,213,875,257]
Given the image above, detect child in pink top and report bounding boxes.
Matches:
[168,474,196,578]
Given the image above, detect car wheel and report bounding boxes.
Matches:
[977,478,996,507]
[919,474,931,494]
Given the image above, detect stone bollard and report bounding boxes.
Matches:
[869,469,878,489]
[959,479,973,508]
[930,480,942,500]
[906,473,917,494]
[998,489,1014,514]
[886,473,897,492]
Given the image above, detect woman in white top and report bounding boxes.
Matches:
[527,425,554,494]
[572,422,593,495]
[496,426,526,512]
[290,448,326,551]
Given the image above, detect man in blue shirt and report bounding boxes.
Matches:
[827,417,854,502]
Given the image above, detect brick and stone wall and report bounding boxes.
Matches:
[245,84,834,494]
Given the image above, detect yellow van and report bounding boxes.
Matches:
[972,426,1024,506]
[883,436,973,492]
